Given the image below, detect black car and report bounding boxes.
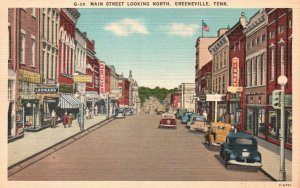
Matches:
[220,133,262,168]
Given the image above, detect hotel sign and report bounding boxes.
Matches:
[100,63,106,94]
[19,69,41,84]
[73,75,92,83]
[232,57,239,86]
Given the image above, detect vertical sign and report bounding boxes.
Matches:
[100,63,105,94]
[232,57,239,86]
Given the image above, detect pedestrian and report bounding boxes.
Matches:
[68,113,73,127]
[63,112,68,128]
[85,108,90,119]
[202,111,208,121]
[51,110,56,128]
[77,112,81,126]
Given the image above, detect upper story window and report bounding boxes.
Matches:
[20,31,26,65]
[31,8,36,17]
[278,25,285,34]
[262,34,266,42]
[289,20,292,28]
[269,31,275,39]
[31,36,36,67]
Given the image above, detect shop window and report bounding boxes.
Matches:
[268,110,279,139]
[246,108,254,131]
[8,80,14,100]
[258,109,265,134]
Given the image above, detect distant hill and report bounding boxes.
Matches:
[138,86,179,104]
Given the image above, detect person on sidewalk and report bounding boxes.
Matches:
[68,113,73,128]
[63,112,68,128]
[51,110,56,128]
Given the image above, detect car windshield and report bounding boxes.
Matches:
[235,138,253,145]
[193,116,205,121]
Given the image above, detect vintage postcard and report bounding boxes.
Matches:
[1,0,300,188]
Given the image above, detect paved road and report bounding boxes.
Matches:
[9,114,271,181]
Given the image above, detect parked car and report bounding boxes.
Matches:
[220,133,263,168]
[124,107,133,116]
[158,113,177,128]
[175,108,187,119]
[115,108,125,118]
[204,122,231,147]
[181,112,194,124]
[188,115,207,131]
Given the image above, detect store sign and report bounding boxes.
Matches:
[100,63,106,94]
[73,75,92,83]
[19,69,41,84]
[232,57,239,86]
[34,87,58,94]
[206,94,226,102]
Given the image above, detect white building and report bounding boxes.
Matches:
[179,83,196,112]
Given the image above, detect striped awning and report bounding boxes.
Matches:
[58,94,81,109]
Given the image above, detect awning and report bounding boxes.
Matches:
[58,94,81,109]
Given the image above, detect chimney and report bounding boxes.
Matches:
[218,28,228,37]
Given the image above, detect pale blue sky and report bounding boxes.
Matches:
[77,8,258,89]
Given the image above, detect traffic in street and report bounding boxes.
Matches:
[9,114,271,181]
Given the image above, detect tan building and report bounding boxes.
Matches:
[208,29,229,117]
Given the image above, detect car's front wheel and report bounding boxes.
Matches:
[224,154,229,168]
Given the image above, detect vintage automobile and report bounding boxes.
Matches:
[204,122,232,147]
[124,107,133,116]
[158,113,177,128]
[220,133,263,168]
[188,114,207,131]
[181,112,194,124]
[175,108,187,119]
[114,108,126,118]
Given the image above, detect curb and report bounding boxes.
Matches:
[259,167,277,181]
[8,117,115,177]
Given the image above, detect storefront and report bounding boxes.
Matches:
[58,94,82,118]
[22,99,42,132]
[245,105,266,138]
[35,87,60,129]
[85,91,100,116]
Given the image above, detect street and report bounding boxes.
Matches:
[9,114,271,181]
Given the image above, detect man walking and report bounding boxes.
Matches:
[51,110,56,128]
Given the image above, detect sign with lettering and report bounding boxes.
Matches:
[34,87,58,94]
[73,75,92,83]
[232,57,239,86]
[100,63,106,94]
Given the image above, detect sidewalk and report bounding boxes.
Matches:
[257,137,292,181]
[8,114,108,167]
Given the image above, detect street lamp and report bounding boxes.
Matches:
[278,75,287,181]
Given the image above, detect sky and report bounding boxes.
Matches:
[77,8,259,89]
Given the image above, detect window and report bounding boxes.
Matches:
[31,37,36,67]
[257,55,261,86]
[43,11,46,38]
[20,32,25,64]
[262,52,267,85]
[9,25,11,59]
[8,80,14,100]
[270,47,275,80]
[251,58,256,86]
[258,109,266,135]
[269,31,275,39]
[289,20,292,28]
[262,34,266,42]
[31,8,36,17]
[247,42,250,50]
[251,39,255,48]
[246,60,251,87]
[47,17,50,41]
[246,108,254,131]
[257,37,260,45]
[278,25,285,34]
[223,50,226,66]
[238,41,241,50]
